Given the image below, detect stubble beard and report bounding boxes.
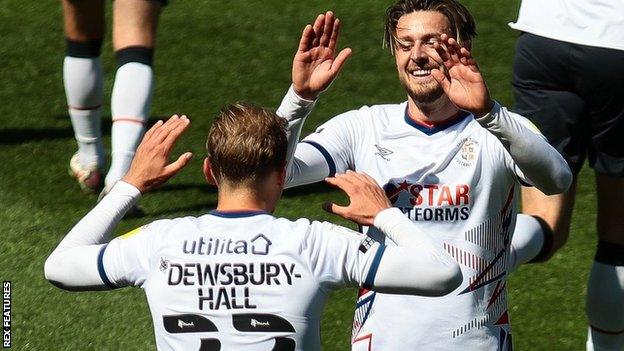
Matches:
[399,73,445,105]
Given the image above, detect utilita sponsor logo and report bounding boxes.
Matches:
[183,234,272,256]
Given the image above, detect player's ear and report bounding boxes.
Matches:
[203,158,217,186]
[276,162,287,188]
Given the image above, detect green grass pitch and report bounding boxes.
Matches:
[0,0,597,349]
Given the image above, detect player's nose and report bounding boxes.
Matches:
[410,44,428,64]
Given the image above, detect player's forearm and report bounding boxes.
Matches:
[276,85,330,188]
[44,181,140,290]
[276,84,316,122]
[476,102,572,194]
[371,208,463,296]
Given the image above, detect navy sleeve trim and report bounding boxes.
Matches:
[97,244,118,289]
[363,244,386,290]
[301,140,337,176]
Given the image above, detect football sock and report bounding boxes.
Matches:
[106,46,154,188]
[508,214,553,272]
[64,39,105,169]
[586,241,624,351]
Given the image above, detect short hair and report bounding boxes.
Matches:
[384,0,477,53]
[206,103,288,185]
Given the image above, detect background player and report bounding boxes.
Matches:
[509,1,624,350]
[44,111,461,350]
[63,0,162,203]
[275,3,572,350]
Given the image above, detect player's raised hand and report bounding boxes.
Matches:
[323,171,391,226]
[122,115,193,193]
[431,34,494,117]
[292,11,352,100]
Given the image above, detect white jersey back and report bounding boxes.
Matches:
[509,0,624,51]
[303,103,524,350]
[99,210,383,351]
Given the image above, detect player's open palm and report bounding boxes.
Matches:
[431,34,493,117]
[122,115,193,193]
[324,171,391,226]
[292,11,352,100]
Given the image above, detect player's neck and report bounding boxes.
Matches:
[216,191,278,213]
[407,95,463,127]
[215,178,282,214]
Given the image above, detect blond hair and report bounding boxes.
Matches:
[206,103,288,185]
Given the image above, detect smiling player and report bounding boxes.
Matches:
[276,2,572,350]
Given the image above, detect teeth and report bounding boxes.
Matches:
[411,69,431,77]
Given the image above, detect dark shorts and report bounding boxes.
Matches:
[512,32,624,176]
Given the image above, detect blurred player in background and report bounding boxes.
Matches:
[45,111,462,350]
[276,3,572,350]
[509,1,624,350]
[62,0,162,203]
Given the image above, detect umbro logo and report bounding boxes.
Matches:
[374,144,393,161]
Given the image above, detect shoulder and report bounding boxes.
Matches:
[368,102,407,117]
[119,216,201,241]
[308,103,407,147]
[270,216,312,235]
[270,216,360,243]
[322,102,406,128]
[306,220,362,243]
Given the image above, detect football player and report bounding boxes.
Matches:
[45,111,462,350]
[276,3,572,350]
[62,0,163,204]
[510,1,624,350]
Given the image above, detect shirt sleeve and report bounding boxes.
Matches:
[101,223,161,288]
[370,208,463,296]
[276,84,360,187]
[303,209,462,296]
[44,181,143,291]
[300,110,359,176]
[304,221,384,291]
[476,102,572,194]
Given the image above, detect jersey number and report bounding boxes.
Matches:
[163,313,296,351]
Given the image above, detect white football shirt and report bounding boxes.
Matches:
[509,0,624,51]
[301,102,525,351]
[99,210,384,351]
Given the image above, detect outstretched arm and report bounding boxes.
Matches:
[292,11,352,101]
[44,116,192,290]
[324,171,462,296]
[431,34,571,194]
[277,11,351,121]
[277,12,352,188]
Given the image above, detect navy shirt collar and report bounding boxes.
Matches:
[404,106,471,135]
[208,210,271,218]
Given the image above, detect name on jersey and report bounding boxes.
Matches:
[182,233,272,256]
[165,261,302,311]
[384,181,471,221]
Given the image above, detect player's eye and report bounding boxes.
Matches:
[425,38,439,47]
[396,42,413,51]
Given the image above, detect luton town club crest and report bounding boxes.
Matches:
[455,137,478,167]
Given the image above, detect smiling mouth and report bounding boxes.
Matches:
[409,69,432,77]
